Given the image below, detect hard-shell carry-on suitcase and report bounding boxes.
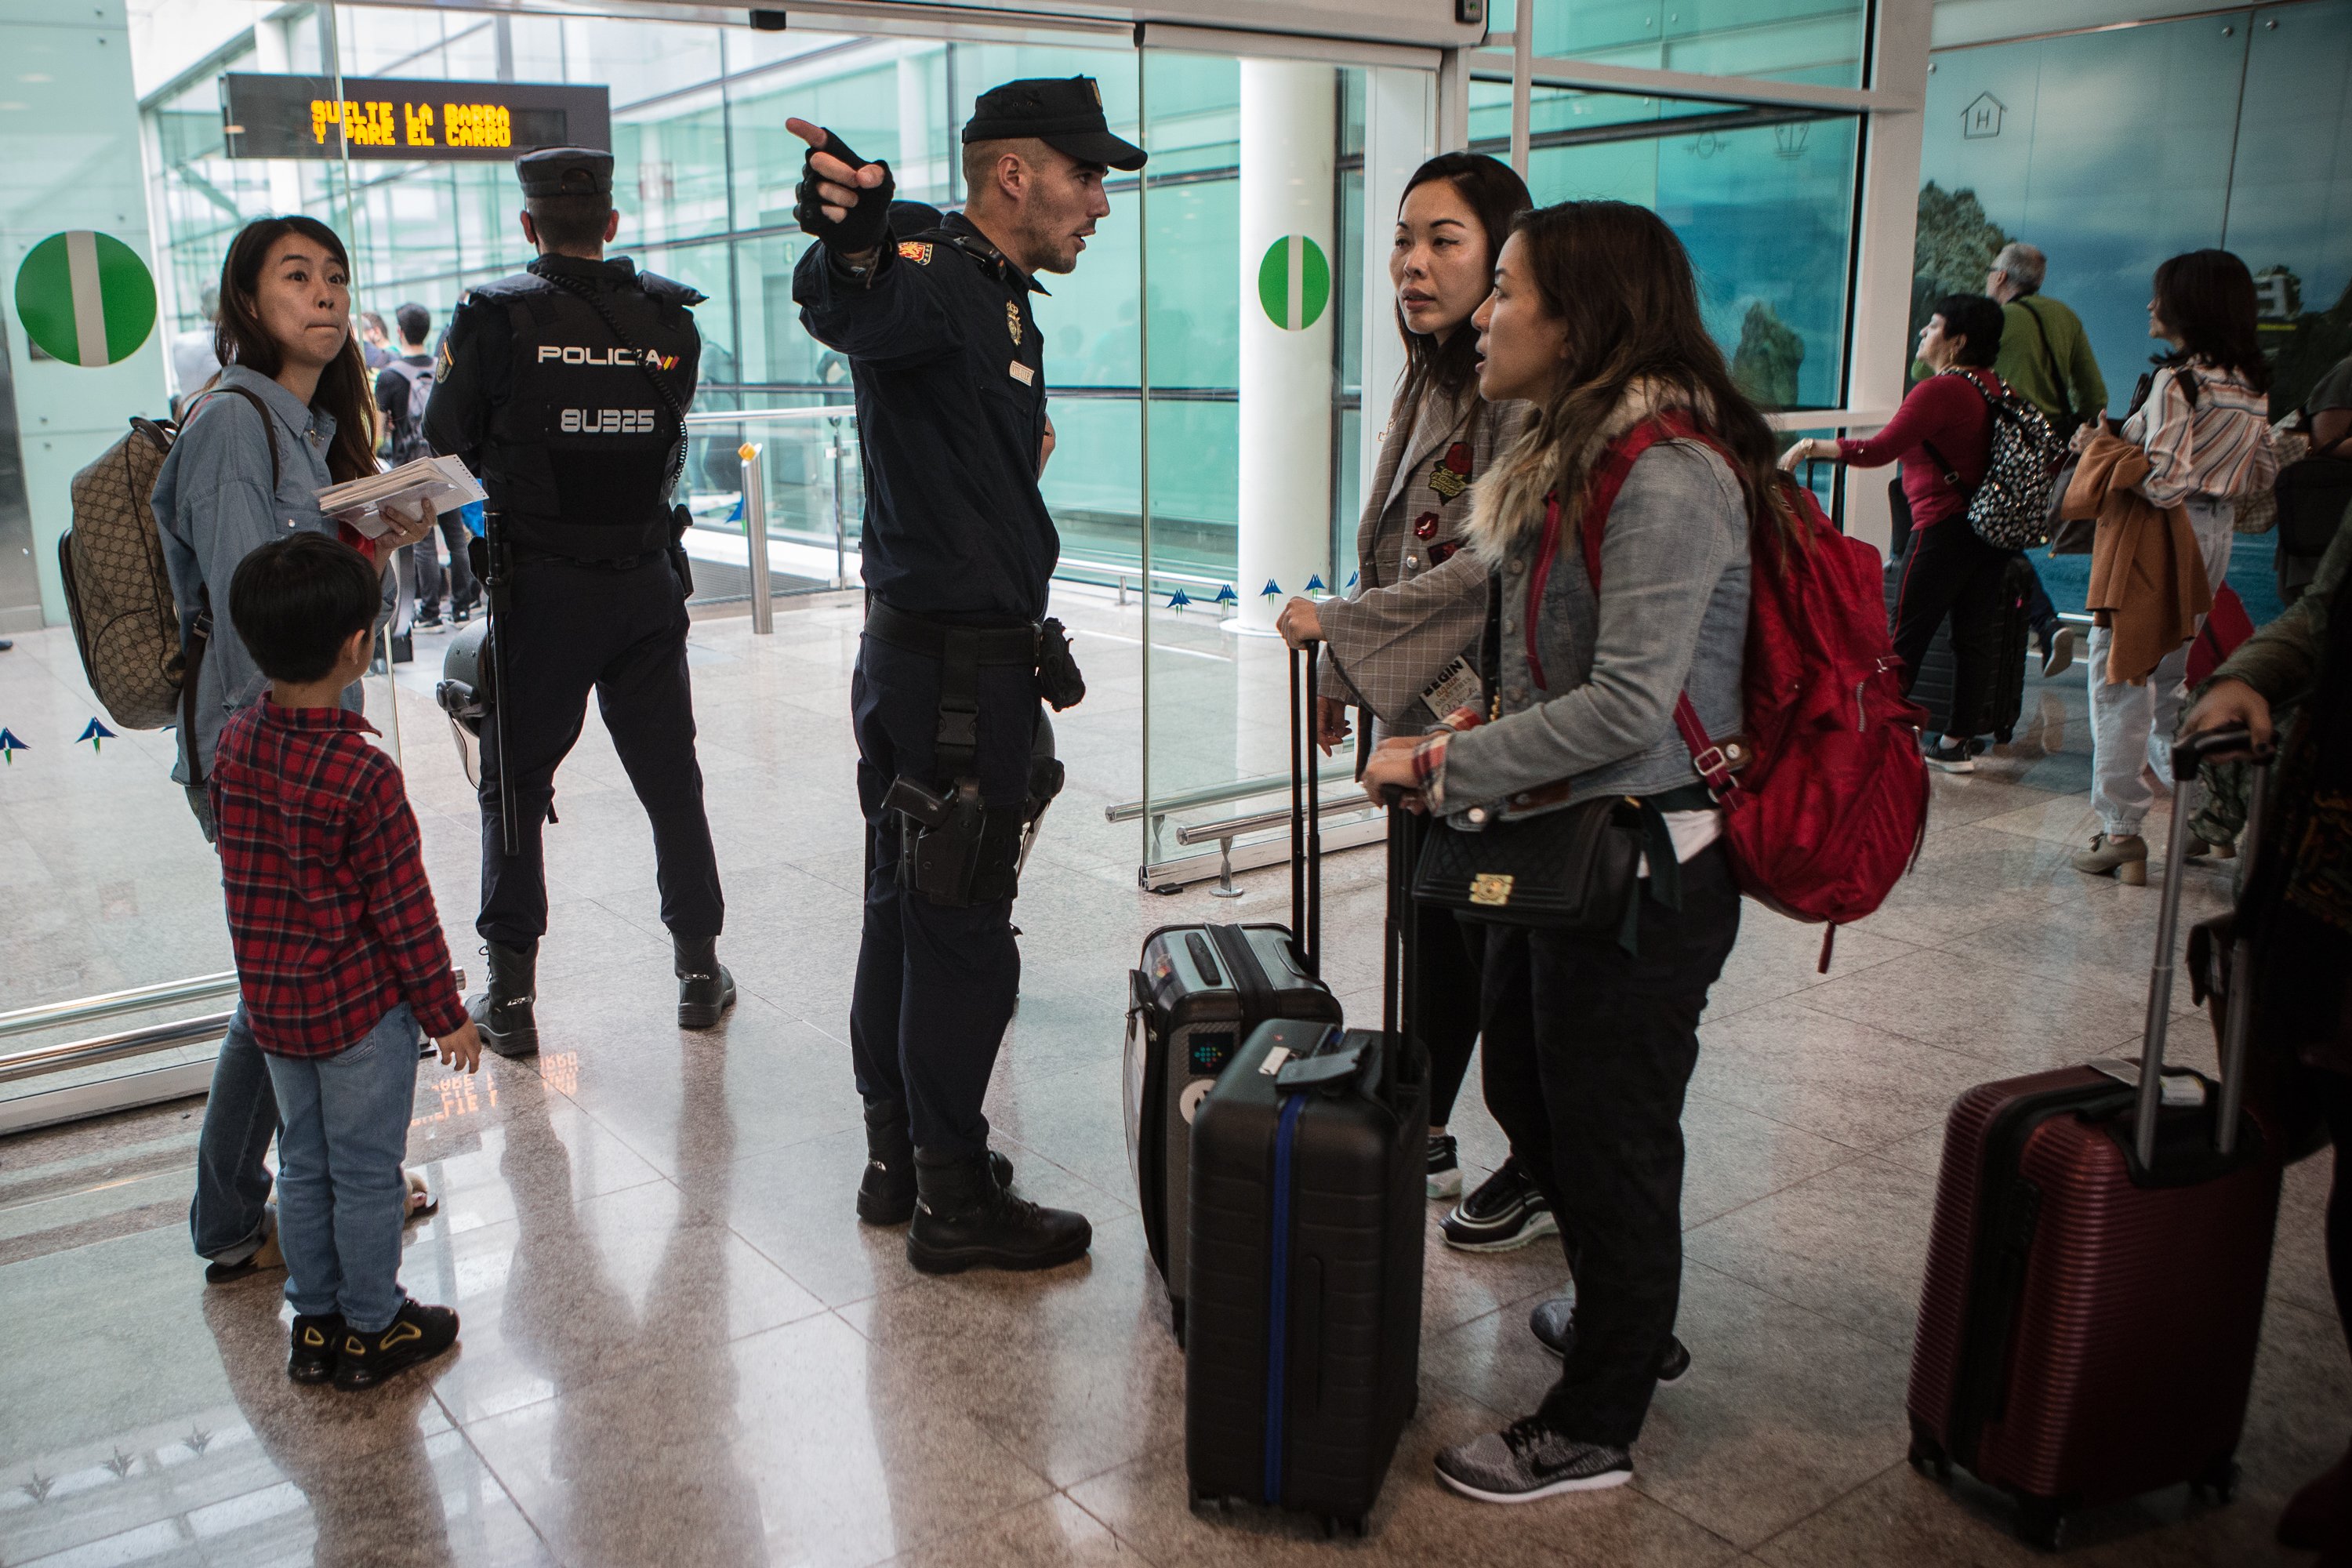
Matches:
[1906,727,2284,1549]
[1126,643,1343,1342]
[1182,795,1428,1536]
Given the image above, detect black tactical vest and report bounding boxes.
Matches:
[475,260,702,558]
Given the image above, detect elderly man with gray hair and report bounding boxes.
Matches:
[1987,241,2109,678]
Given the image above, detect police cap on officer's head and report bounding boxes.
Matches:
[963,77,1145,172]
[516,147,614,198]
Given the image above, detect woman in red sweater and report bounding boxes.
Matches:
[1782,292,2011,771]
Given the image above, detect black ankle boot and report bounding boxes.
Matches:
[470,941,539,1058]
[858,1106,1015,1225]
[906,1149,1086,1274]
[674,936,736,1029]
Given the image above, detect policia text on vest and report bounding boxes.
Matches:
[422,144,737,1055]
[789,78,1142,1276]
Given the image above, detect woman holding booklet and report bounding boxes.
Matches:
[151,213,440,1290]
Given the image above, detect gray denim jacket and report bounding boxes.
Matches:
[151,365,355,782]
[1433,439,1749,819]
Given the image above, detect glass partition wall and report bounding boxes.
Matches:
[107,0,1915,921]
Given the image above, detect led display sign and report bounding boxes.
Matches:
[220,74,612,162]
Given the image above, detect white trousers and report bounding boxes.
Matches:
[2085,495,2237,838]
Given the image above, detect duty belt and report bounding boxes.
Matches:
[862,600,1040,783]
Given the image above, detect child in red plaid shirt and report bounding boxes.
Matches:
[215,533,481,1390]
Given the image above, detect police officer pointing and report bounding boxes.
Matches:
[790,80,1142,1273]
[426,147,735,1055]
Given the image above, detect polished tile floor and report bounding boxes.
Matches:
[1,592,2342,1567]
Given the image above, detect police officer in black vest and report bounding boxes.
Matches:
[426,147,734,1054]
[789,80,1141,1273]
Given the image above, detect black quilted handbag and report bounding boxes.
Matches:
[1413,794,1649,934]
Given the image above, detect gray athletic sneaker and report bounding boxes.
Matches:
[1434,1419,1632,1504]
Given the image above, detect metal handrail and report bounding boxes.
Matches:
[1105,762,1357,824]
[0,1012,234,1086]
[1174,789,1377,847]
[681,405,855,428]
[0,973,238,1041]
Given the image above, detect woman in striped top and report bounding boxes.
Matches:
[2073,249,2278,881]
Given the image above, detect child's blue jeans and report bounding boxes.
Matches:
[261,1004,419,1333]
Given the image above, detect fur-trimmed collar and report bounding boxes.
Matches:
[1465,377,1707,567]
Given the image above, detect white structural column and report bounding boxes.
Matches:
[1232,60,1337,633]
[1839,0,1934,557]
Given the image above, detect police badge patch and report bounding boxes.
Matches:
[1006,302,1022,346]
[896,241,934,264]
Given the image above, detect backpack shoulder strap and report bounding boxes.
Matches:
[1566,411,1743,797]
[2016,299,2070,418]
[194,383,283,492]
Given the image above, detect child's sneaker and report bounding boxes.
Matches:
[288,1312,344,1385]
[334,1298,459,1390]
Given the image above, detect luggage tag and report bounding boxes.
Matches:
[1274,1029,1364,1094]
[2087,1058,2208,1105]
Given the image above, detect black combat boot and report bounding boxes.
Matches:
[674,935,737,1029]
[858,1103,1014,1225]
[469,940,539,1058]
[906,1149,1087,1273]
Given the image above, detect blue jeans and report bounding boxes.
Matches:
[262,1005,419,1332]
[190,1004,278,1262]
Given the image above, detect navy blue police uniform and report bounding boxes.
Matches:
[793,85,1140,1170]
[425,153,725,966]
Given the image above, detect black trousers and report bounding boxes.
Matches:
[848,632,1039,1160]
[1476,846,1742,1446]
[1394,808,1482,1127]
[2319,1071,2352,1360]
[403,512,478,616]
[1889,521,2013,739]
[477,553,723,948]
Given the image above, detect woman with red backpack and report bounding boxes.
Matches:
[1359,201,1788,1502]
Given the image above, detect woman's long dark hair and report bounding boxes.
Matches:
[214,216,378,484]
[2151,249,2270,391]
[1393,152,1532,413]
[1479,200,1795,549]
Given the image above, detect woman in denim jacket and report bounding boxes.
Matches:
[152,215,435,1285]
[1364,201,1791,1503]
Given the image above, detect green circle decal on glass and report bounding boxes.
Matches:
[15,230,158,368]
[1256,234,1330,331]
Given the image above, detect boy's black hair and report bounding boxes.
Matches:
[228,532,380,684]
[1933,293,2005,368]
[394,301,430,347]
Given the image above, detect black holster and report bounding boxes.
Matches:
[866,601,1069,909]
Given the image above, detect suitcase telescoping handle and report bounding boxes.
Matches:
[2136,724,2273,1169]
[1379,787,1418,1066]
[1289,641,1323,977]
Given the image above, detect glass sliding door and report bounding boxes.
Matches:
[1131,43,1426,884]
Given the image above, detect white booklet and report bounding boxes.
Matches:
[317,455,486,538]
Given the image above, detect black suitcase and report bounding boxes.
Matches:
[1885,480,2032,742]
[1182,800,1427,1535]
[1125,644,1342,1341]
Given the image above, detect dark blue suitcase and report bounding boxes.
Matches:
[1182,801,1426,1534]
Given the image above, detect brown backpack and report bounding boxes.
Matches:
[57,386,278,777]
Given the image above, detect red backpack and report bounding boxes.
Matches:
[1577,413,1930,967]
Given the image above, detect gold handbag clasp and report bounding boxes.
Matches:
[1468,872,1515,906]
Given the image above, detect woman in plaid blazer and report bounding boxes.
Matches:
[1278,151,1540,1245]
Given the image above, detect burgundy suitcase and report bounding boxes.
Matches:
[1906,729,2283,1548]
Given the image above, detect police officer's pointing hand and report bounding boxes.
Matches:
[787,119,892,257]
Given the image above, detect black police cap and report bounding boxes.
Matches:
[516,147,614,198]
[962,76,1145,172]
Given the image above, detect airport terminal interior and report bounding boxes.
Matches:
[4,0,2352,1564]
